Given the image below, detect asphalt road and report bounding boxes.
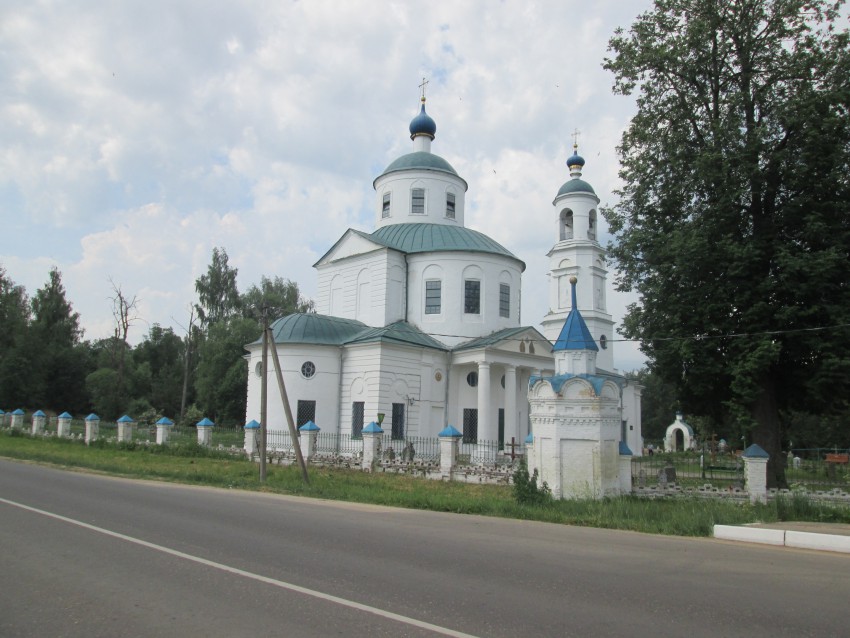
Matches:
[1,459,848,637]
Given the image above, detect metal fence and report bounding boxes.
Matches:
[787,448,850,489]
[631,452,744,488]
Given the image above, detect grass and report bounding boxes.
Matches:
[3,429,849,536]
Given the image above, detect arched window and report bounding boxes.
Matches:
[560,210,574,240]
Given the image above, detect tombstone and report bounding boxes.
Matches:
[657,468,668,488]
[402,441,415,462]
[662,462,677,484]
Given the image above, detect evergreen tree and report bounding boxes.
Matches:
[30,267,89,412]
[604,0,850,486]
[0,267,32,407]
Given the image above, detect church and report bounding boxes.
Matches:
[244,92,642,455]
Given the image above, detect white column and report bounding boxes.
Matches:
[32,411,47,435]
[85,414,100,444]
[244,420,260,457]
[477,362,492,443]
[504,365,517,449]
[57,413,72,438]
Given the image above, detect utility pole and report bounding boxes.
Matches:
[267,327,309,484]
[259,307,269,482]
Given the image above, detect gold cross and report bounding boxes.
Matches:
[419,77,429,102]
[571,128,581,150]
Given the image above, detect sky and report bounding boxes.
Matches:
[1,0,656,371]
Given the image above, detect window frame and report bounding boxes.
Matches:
[464,279,481,315]
[382,192,391,218]
[499,283,510,318]
[425,279,442,315]
[411,188,425,215]
[445,192,456,219]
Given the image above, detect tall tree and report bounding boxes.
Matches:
[241,275,314,321]
[134,324,184,417]
[30,267,89,411]
[195,247,241,332]
[0,267,32,407]
[604,0,850,486]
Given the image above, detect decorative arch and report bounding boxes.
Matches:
[329,274,344,315]
[664,413,696,452]
[355,268,370,321]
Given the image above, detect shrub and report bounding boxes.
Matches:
[512,460,552,506]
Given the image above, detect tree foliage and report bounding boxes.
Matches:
[241,275,314,321]
[195,247,241,331]
[604,0,850,486]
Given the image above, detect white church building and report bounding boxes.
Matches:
[244,94,642,455]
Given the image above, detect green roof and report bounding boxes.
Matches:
[376,151,462,181]
[369,223,525,270]
[261,314,368,346]
[251,314,447,351]
[453,326,549,352]
[346,321,448,350]
[556,178,596,197]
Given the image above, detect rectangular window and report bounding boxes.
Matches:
[446,193,456,219]
[463,408,478,444]
[296,400,316,427]
[464,280,480,314]
[382,193,391,218]
[411,188,425,214]
[391,402,405,440]
[499,283,510,318]
[425,280,441,314]
[352,402,365,439]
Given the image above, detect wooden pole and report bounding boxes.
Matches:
[259,311,269,482]
[267,327,310,484]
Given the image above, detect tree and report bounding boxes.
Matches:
[194,317,259,425]
[133,324,184,417]
[241,275,314,321]
[626,369,679,442]
[108,280,139,413]
[603,0,850,486]
[195,247,241,332]
[0,267,32,407]
[30,267,89,412]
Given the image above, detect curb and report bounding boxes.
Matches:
[713,525,850,554]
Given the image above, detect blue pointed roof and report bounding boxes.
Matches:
[196,417,214,427]
[59,412,72,419]
[33,410,46,417]
[85,413,100,421]
[117,415,134,423]
[363,421,383,434]
[552,278,599,352]
[156,417,174,426]
[299,420,320,432]
[438,424,462,438]
[12,409,25,415]
[245,419,260,429]
[743,444,770,459]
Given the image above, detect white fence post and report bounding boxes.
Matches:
[85,413,100,444]
[361,422,383,471]
[244,419,260,456]
[117,415,134,443]
[57,412,72,438]
[299,420,319,460]
[438,425,462,479]
[155,417,173,445]
[11,409,25,429]
[619,441,634,495]
[31,410,47,435]
[196,417,214,446]
[743,444,769,504]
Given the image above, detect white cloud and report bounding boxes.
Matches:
[0,0,652,368]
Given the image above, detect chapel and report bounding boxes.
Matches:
[244,92,642,455]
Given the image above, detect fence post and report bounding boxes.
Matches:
[299,421,320,460]
[32,410,47,435]
[11,409,25,430]
[618,441,633,495]
[117,415,135,443]
[85,413,100,444]
[438,425,462,479]
[196,417,214,446]
[361,422,383,471]
[57,412,72,438]
[244,419,260,457]
[155,417,173,445]
[743,444,769,504]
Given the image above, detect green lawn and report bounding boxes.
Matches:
[3,430,849,536]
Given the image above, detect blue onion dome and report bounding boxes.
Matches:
[409,99,436,140]
[567,150,585,170]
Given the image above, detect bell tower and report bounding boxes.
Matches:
[541,143,615,372]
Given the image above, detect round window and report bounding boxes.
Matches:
[301,361,316,379]
[466,371,478,387]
